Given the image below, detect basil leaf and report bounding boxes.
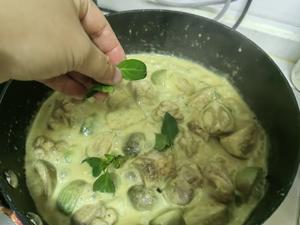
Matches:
[161,112,179,144]
[117,59,147,80]
[82,157,108,177]
[112,155,127,169]
[104,154,127,169]
[85,83,115,99]
[154,133,170,151]
[93,172,115,193]
[104,154,116,163]
[85,59,147,98]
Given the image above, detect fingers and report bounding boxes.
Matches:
[68,71,94,88]
[39,75,87,97]
[78,0,126,64]
[39,73,108,101]
[77,42,123,84]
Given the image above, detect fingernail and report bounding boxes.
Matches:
[113,68,122,84]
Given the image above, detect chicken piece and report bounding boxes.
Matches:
[127,79,156,105]
[187,120,210,141]
[177,128,200,157]
[71,203,117,225]
[199,100,235,136]
[47,98,77,130]
[133,151,176,182]
[178,164,203,188]
[184,202,229,225]
[202,160,234,203]
[106,87,133,110]
[163,177,194,206]
[71,203,106,225]
[220,122,257,159]
[86,132,113,157]
[32,136,67,158]
[105,106,145,130]
[33,136,56,151]
[188,86,217,109]
[152,100,184,122]
[174,77,195,96]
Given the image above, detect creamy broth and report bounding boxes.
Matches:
[25,54,268,225]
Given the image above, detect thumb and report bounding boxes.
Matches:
[76,41,122,85]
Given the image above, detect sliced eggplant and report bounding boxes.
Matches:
[184,203,229,225]
[80,115,95,136]
[127,185,158,211]
[163,177,194,206]
[33,159,57,198]
[150,209,186,225]
[57,180,88,215]
[71,203,106,225]
[220,123,257,159]
[151,69,168,85]
[123,132,146,157]
[235,167,264,201]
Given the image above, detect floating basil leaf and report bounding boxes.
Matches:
[93,172,115,193]
[82,154,127,193]
[162,112,179,143]
[154,112,179,152]
[112,155,127,169]
[117,59,147,80]
[82,157,108,177]
[154,133,170,151]
[57,180,87,215]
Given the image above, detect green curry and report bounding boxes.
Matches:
[25,54,268,225]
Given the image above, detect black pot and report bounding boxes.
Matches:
[0,10,299,225]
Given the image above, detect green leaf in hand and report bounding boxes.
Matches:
[85,83,115,99]
[117,59,147,80]
[93,172,115,193]
[85,59,147,99]
[154,133,170,151]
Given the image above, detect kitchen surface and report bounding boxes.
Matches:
[97,0,300,225]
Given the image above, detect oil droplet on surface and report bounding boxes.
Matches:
[26,212,43,225]
[4,170,18,189]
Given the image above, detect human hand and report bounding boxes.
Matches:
[0,0,125,97]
